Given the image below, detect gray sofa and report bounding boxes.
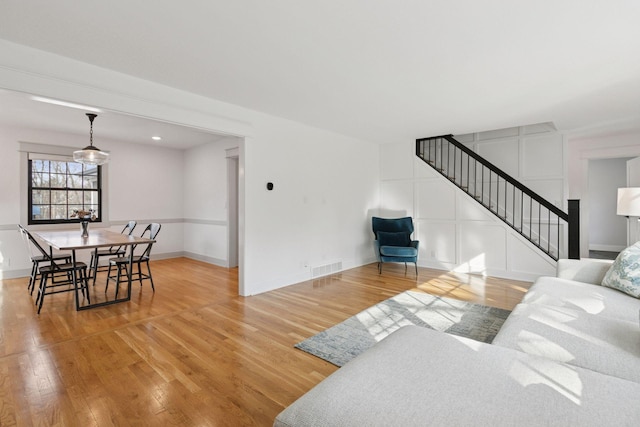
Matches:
[274,259,640,426]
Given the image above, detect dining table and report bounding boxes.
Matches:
[34,228,156,310]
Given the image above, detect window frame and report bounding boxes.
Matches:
[27,156,103,225]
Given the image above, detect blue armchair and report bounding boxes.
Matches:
[372,216,419,275]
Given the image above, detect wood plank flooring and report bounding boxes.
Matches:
[0,258,531,426]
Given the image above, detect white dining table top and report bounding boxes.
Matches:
[34,229,155,251]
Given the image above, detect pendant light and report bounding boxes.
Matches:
[73,113,109,165]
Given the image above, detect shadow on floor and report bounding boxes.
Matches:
[589,250,619,260]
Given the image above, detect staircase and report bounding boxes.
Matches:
[416,135,579,261]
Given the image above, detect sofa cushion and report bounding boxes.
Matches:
[275,326,640,427]
[377,231,410,247]
[602,242,640,298]
[493,303,640,383]
[522,276,640,323]
[379,245,417,257]
[556,258,613,284]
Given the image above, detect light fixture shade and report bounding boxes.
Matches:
[74,113,109,165]
[617,187,640,216]
[73,146,110,165]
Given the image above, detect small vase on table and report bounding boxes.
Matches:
[80,219,90,238]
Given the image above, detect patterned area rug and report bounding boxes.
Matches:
[295,290,511,367]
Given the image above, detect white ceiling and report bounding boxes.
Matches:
[0,89,228,149]
[1,1,640,143]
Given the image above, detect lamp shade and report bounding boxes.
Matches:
[73,112,109,166]
[617,187,640,216]
[73,146,109,165]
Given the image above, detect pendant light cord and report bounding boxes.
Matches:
[86,113,97,147]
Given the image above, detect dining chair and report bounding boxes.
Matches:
[89,220,136,285]
[106,223,161,297]
[17,224,72,295]
[20,225,90,314]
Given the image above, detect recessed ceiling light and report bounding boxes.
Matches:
[152,136,162,141]
[31,96,102,113]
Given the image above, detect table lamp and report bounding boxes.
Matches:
[617,187,640,243]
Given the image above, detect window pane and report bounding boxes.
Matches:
[32,205,49,220]
[67,162,82,174]
[32,173,50,187]
[67,190,83,205]
[50,161,67,174]
[32,189,50,204]
[32,160,49,173]
[51,190,67,204]
[49,173,66,188]
[52,205,67,220]
[82,174,98,189]
[83,191,99,205]
[67,174,83,188]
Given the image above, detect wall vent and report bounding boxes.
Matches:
[311,261,343,279]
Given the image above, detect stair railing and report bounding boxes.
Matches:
[416,135,579,261]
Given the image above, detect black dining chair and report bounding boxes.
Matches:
[17,224,72,295]
[106,223,161,297]
[89,220,136,285]
[20,225,90,314]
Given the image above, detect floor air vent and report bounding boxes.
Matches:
[312,261,343,278]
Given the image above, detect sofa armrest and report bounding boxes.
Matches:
[556,258,614,284]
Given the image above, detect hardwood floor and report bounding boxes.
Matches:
[0,258,531,426]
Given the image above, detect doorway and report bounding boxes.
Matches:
[587,157,632,258]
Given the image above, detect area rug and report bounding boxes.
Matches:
[295,290,511,367]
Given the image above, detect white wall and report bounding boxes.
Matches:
[0,126,27,276]
[183,138,240,266]
[379,125,564,282]
[587,157,629,251]
[242,117,380,294]
[0,40,380,294]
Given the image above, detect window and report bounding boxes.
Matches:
[28,156,102,224]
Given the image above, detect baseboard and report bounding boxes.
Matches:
[1,252,222,280]
[419,260,547,283]
[182,251,227,267]
[0,268,31,280]
[152,251,188,261]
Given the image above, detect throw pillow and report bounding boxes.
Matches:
[602,242,640,298]
[377,231,410,247]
